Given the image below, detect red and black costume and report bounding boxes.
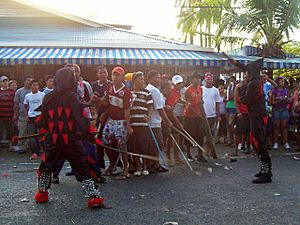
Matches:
[34,68,104,208]
[228,57,272,183]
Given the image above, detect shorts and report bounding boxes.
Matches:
[128,126,150,154]
[226,108,237,116]
[235,114,250,135]
[272,108,289,121]
[184,117,203,146]
[218,114,227,136]
[102,118,128,150]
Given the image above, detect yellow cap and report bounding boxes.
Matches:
[125,73,133,81]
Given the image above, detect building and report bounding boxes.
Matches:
[0,0,229,83]
[1,0,299,85]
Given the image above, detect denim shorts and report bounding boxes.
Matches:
[272,108,289,121]
[226,108,236,115]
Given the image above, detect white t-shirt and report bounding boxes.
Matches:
[202,86,221,118]
[146,84,164,128]
[173,87,186,117]
[23,91,45,118]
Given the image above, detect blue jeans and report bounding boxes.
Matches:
[27,117,40,155]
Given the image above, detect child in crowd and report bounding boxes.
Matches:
[24,80,45,159]
[225,76,237,147]
[271,76,291,150]
[234,73,250,156]
[216,83,227,144]
[101,66,133,180]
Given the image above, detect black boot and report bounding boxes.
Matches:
[252,173,272,184]
[255,157,272,177]
[254,171,273,177]
[253,161,272,183]
[52,174,59,184]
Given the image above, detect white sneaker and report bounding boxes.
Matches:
[12,146,21,152]
[134,171,142,176]
[238,143,242,151]
[273,143,279,150]
[142,170,149,176]
[284,143,290,150]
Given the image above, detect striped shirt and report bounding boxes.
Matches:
[130,89,153,127]
[0,89,15,120]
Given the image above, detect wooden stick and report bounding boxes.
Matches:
[169,134,194,171]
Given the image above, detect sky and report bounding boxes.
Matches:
[22,0,300,49]
[23,0,182,39]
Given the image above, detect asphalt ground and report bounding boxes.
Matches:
[0,144,300,225]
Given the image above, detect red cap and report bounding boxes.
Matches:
[112,66,125,76]
[204,72,214,81]
[161,74,171,80]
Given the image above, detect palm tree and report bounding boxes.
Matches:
[216,0,300,58]
[176,0,233,47]
[177,0,300,58]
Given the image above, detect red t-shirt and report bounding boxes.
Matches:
[166,87,181,107]
[237,96,248,114]
[106,83,131,120]
[0,89,15,120]
[184,84,202,117]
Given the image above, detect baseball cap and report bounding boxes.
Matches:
[172,74,184,85]
[125,73,133,81]
[204,72,214,81]
[0,76,8,82]
[112,66,125,76]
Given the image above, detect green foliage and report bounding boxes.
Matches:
[176,0,234,46]
[274,69,300,78]
[282,42,300,56]
[176,0,300,57]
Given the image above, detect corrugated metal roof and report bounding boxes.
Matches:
[0,27,212,52]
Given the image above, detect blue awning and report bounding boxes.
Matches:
[0,47,299,69]
[0,47,226,67]
[231,55,300,69]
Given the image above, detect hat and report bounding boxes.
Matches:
[161,74,171,80]
[172,75,184,85]
[112,66,125,76]
[125,73,133,81]
[0,76,8,82]
[204,72,214,81]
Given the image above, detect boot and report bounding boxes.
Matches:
[88,197,104,208]
[82,178,103,208]
[254,171,273,177]
[34,191,49,203]
[253,161,272,184]
[52,174,60,184]
[252,174,272,184]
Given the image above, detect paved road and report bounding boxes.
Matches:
[0,146,300,225]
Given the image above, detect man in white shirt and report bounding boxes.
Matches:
[24,80,45,159]
[202,73,221,135]
[145,70,172,173]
